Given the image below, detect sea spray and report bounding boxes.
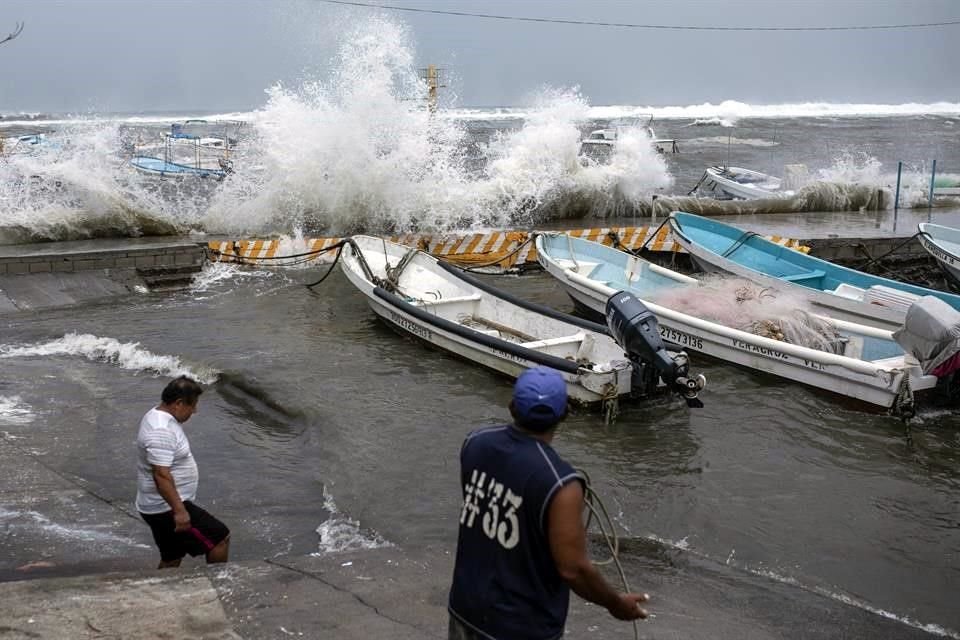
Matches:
[0,333,219,383]
[313,487,392,554]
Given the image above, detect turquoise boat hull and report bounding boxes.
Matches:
[668,211,960,331]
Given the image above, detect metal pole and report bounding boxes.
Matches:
[894,161,902,213]
[928,159,937,210]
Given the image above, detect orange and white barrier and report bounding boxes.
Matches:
[206,226,809,270]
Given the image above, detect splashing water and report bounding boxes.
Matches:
[0,333,219,383]
[313,487,392,554]
[1,15,675,242]
[0,396,35,425]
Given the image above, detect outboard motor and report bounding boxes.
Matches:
[893,296,960,406]
[606,291,706,408]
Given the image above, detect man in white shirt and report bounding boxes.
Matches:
[136,376,230,568]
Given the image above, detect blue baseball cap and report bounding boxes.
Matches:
[512,366,568,430]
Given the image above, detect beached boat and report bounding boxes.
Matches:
[668,211,960,331]
[690,165,793,200]
[579,116,678,163]
[535,232,955,415]
[919,222,960,284]
[339,235,705,408]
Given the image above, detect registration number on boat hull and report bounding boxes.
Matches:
[659,326,703,350]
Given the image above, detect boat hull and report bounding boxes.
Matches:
[669,211,960,331]
[535,233,934,412]
[919,223,960,285]
[703,166,788,200]
[339,237,635,405]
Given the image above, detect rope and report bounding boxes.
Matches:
[639,218,671,253]
[432,234,537,273]
[566,233,582,273]
[577,467,640,640]
[853,231,924,271]
[305,242,346,288]
[894,374,916,421]
[315,1,960,32]
[206,240,348,267]
[721,230,760,258]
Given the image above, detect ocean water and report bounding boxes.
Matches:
[1,13,959,639]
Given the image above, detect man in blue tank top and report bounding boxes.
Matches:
[449,366,649,640]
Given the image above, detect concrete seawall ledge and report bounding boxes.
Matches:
[0,238,205,313]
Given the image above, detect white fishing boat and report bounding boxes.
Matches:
[691,165,793,200]
[919,222,960,284]
[535,232,956,415]
[579,115,679,163]
[340,235,706,408]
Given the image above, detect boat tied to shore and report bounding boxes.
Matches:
[339,235,706,418]
[668,211,960,332]
[535,231,960,416]
[918,222,960,285]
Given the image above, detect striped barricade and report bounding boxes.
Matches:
[207,227,809,270]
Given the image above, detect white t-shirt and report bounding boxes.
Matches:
[135,407,199,514]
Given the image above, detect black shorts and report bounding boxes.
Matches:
[140,501,230,562]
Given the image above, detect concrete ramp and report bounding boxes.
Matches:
[0,572,240,640]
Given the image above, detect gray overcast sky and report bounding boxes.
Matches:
[1,0,958,113]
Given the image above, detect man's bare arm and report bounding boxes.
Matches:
[547,481,648,621]
[151,465,190,532]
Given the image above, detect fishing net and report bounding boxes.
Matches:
[650,275,846,354]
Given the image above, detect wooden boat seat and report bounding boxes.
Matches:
[520,333,586,350]
[781,269,826,283]
[418,293,482,306]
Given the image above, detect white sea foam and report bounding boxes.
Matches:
[685,136,778,148]
[0,507,151,547]
[190,261,276,293]
[0,333,219,383]
[313,488,392,555]
[0,396,35,425]
[441,100,960,122]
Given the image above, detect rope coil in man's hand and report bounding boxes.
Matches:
[578,467,645,639]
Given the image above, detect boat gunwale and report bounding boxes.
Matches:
[535,234,909,379]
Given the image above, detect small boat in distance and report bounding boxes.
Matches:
[129,120,242,180]
[919,222,960,284]
[669,211,960,331]
[579,115,679,163]
[690,165,793,200]
[339,235,704,409]
[535,232,953,415]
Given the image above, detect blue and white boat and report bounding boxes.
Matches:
[919,222,960,284]
[668,211,960,331]
[535,232,955,414]
[129,155,228,180]
[129,120,240,180]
